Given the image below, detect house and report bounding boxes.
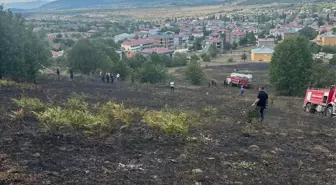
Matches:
[120,38,154,52]
[192,30,204,38]
[152,33,174,48]
[257,38,275,49]
[206,38,224,50]
[283,28,299,39]
[140,47,174,57]
[174,34,189,46]
[251,48,274,62]
[226,31,246,44]
[114,33,134,43]
[315,32,336,46]
[51,50,64,58]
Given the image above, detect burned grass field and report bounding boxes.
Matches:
[0,63,336,185]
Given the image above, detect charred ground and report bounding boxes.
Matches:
[0,63,335,185]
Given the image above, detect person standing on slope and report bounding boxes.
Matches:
[251,86,268,122]
[170,81,175,92]
[116,73,120,82]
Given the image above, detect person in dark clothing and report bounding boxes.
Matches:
[56,68,60,80]
[101,72,105,82]
[252,86,268,122]
[106,73,110,83]
[69,69,73,80]
[110,74,114,83]
[0,73,2,79]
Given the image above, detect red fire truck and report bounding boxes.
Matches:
[303,85,336,117]
[226,73,252,88]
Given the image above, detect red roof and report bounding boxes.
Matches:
[141,47,173,54]
[258,38,275,42]
[121,38,154,46]
[125,51,136,58]
[206,38,223,43]
[232,31,245,36]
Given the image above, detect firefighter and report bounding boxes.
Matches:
[251,86,268,122]
[239,85,244,96]
[116,73,120,81]
[56,68,60,80]
[170,81,175,92]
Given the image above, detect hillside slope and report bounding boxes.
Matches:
[40,0,227,10]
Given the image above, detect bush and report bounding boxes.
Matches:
[143,109,190,136]
[227,58,235,63]
[185,60,205,85]
[202,105,218,116]
[95,101,134,125]
[329,55,336,65]
[35,107,107,132]
[0,79,38,90]
[12,97,45,113]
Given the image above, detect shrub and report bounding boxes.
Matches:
[202,105,218,116]
[65,96,89,111]
[0,79,38,90]
[246,107,259,123]
[12,97,45,112]
[35,107,107,132]
[143,109,191,136]
[95,101,134,125]
[227,58,235,63]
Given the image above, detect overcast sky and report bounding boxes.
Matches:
[1,0,51,3]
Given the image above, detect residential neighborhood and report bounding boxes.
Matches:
[26,3,336,63]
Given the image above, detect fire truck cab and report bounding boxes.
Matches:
[303,85,336,117]
[226,73,252,88]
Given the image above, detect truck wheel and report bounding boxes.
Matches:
[305,103,314,113]
[325,106,333,118]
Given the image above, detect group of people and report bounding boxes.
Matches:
[100,72,120,83]
[56,68,73,80]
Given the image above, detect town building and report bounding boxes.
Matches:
[206,37,224,50]
[140,47,174,57]
[251,48,274,62]
[283,28,299,39]
[257,38,275,49]
[226,31,246,44]
[120,38,154,52]
[152,33,174,48]
[315,32,336,46]
[114,33,134,43]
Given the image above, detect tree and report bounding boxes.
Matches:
[317,17,324,27]
[185,60,204,85]
[308,42,321,54]
[310,59,336,88]
[193,37,203,51]
[241,53,247,62]
[67,39,109,74]
[232,42,238,50]
[190,54,200,62]
[127,54,147,68]
[239,37,248,46]
[330,55,336,66]
[208,43,218,58]
[299,26,318,40]
[0,6,51,81]
[136,61,167,84]
[246,32,256,44]
[269,36,313,96]
[172,53,188,67]
[223,42,232,50]
[332,27,336,34]
[200,53,211,62]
